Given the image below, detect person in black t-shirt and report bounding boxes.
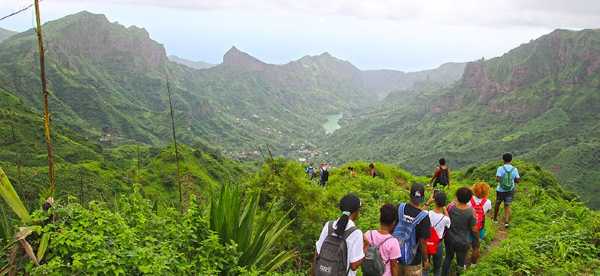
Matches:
[398,183,431,275]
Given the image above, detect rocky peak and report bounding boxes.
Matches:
[43,11,167,72]
[222,46,267,71]
[461,61,507,104]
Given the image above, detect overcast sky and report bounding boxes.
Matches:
[1,0,599,71]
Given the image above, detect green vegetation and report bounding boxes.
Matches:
[1,9,599,276]
[464,162,600,275]
[2,158,599,275]
[326,29,600,209]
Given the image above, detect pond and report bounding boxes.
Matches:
[323,113,343,134]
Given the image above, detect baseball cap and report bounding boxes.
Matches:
[410,183,426,203]
[339,193,362,214]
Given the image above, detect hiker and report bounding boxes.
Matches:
[369,163,378,178]
[493,153,520,229]
[392,183,431,276]
[314,194,364,276]
[320,164,330,186]
[363,204,401,276]
[467,182,491,265]
[306,164,316,180]
[424,191,451,276]
[442,188,479,276]
[430,159,450,189]
[348,167,357,177]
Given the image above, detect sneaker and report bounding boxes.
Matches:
[493,220,498,224]
[504,223,510,229]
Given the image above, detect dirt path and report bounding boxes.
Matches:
[487,225,508,252]
[477,216,509,262]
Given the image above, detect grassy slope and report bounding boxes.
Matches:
[1,144,598,274]
[245,159,599,274]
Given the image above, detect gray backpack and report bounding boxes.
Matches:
[363,231,394,276]
[315,221,358,276]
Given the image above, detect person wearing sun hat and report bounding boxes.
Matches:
[314,194,365,275]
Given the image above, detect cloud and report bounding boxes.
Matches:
[43,0,600,29]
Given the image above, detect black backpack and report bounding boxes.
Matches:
[436,168,449,186]
[315,221,358,276]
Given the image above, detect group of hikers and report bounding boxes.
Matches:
[306,163,332,186]
[306,162,379,186]
[313,153,520,276]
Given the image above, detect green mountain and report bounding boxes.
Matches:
[325,28,600,208]
[168,55,214,69]
[0,11,464,160]
[0,27,16,42]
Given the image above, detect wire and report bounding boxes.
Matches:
[0,1,38,22]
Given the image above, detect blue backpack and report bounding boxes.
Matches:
[392,203,428,264]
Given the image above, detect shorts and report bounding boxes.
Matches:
[496,190,514,205]
[399,264,422,276]
[470,228,486,246]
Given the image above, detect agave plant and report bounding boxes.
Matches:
[0,167,50,273]
[209,183,296,273]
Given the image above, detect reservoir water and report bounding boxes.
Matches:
[323,113,343,134]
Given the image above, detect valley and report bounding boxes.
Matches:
[0,12,598,208]
[0,7,599,275]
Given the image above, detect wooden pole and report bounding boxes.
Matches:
[34,0,55,195]
[166,76,182,212]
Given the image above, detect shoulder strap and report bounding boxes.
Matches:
[399,203,406,222]
[433,215,445,228]
[327,221,334,236]
[413,210,428,225]
[343,226,358,239]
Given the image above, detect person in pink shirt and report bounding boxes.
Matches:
[363,204,401,276]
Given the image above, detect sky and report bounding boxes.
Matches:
[1,0,599,71]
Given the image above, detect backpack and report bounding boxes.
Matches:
[499,166,515,191]
[425,215,445,255]
[436,168,449,186]
[392,203,428,265]
[470,198,487,231]
[314,221,358,276]
[363,231,394,276]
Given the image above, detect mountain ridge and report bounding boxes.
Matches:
[0,27,17,43]
[0,11,460,161]
[168,55,214,69]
